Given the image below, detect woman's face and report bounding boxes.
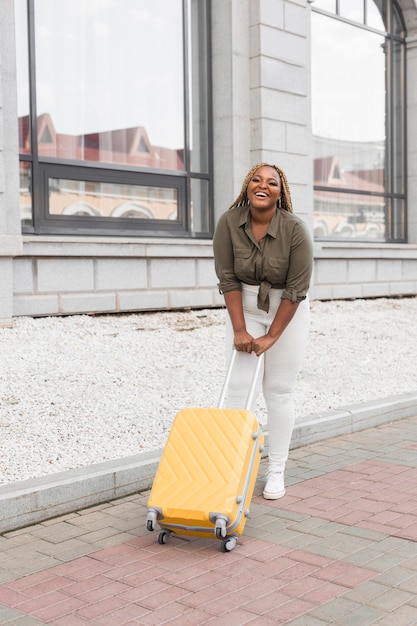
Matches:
[247,166,282,211]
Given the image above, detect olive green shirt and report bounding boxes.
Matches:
[213,205,313,313]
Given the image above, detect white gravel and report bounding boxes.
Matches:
[1,297,417,485]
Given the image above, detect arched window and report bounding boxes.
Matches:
[15,0,212,238]
[311,0,406,242]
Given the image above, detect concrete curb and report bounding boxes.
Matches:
[291,391,417,447]
[1,391,417,534]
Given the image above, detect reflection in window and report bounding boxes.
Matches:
[19,162,33,226]
[190,178,210,233]
[366,0,385,30]
[313,0,336,12]
[311,1,405,242]
[112,203,155,219]
[339,0,364,23]
[17,114,185,171]
[314,0,386,32]
[188,0,210,174]
[62,203,100,217]
[314,190,385,239]
[15,0,30,154]
[31,0,185,170]
[15,0,212,236]
[48,179,178,221]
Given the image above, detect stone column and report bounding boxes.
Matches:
[0,0,23,327]
[211,0,251,222]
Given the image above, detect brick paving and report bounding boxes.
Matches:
[1,416,417,624]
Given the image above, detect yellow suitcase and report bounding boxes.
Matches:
[146,351,264,552]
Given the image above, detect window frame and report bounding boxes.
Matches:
[19,0,213,239]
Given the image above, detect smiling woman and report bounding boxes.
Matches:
[213,163,313,501]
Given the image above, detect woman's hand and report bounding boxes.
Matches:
[234,329,254,353]
[235,330,277,355]
[251,333,277,356]
[251,299,300,356]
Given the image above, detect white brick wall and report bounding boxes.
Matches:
[311,243,417,301]
[12,235,417,319]
[37,259,95,292]
[149,259,196,289]
[12,238,221,318]
[95,259,147,291]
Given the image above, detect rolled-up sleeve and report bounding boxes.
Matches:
[212,212,242,294]
[281,220,313,303]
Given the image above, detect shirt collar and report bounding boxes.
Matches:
[238,205,280,238]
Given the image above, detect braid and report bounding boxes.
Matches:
[228,164,260,210]
[228,163,293,213]
[277,166,293,213]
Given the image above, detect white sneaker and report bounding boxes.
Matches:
[263,471,285,500]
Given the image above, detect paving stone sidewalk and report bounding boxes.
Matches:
[1,416,417,625]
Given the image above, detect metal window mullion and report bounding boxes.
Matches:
[313,6,387,36]
[385,28,392,240]
[205,0,214,234]
[26,0,44,230]
[402,27,407,242]
[389,25,395,240]
[182,0,191,232]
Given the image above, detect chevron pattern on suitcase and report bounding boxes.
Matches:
[147,407,260,526]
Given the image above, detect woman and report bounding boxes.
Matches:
[213,163,313,499]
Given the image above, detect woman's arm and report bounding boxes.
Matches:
[223,290,254,353]
[213,211,254,352]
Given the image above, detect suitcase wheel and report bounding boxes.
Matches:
[215,525,227,539]
[214,517,227,539]
[146,509,158,532]
[158,529,172,545]
[221,536,237,552]
[146,519,155,532]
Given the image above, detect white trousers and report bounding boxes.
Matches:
[225,284,310,473]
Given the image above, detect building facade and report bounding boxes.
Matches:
[1,0,417,327]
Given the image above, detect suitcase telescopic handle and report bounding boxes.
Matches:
[218,348,264,410]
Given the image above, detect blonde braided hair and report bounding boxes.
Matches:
[228,163,293,213]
